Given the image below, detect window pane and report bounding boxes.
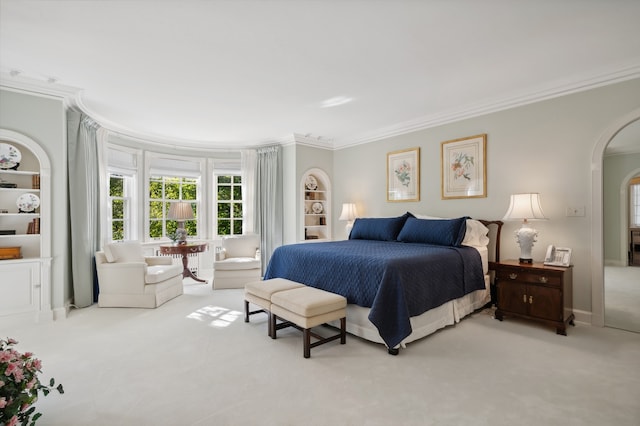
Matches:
[110,176,124,196]
[112,221,124,241]
[218,220,230,235]
[166,220,177,235]
[232,202,243,218]
[185,220,197,236]
[165,180,180,199]
[233,220,243,235]
[233,186,242,200]
[149,180,163,199]
[218,185,231,201]
[218,203,230,218]
[218,175,231,184]
[112,199,124,219]
[149,201,163,219]
[149,220,163,238]
[233,175,241,184]
[182,182,197,200]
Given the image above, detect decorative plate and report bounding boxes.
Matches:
[305,174,318,190]
[312,202,323,214]
[0,143,22,170]
[16,193,40,213]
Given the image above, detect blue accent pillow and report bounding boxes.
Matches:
[397,216,468,246]
[349,212,413,241]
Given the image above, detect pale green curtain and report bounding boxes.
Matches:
[241,149,257,234]
[67,111,102,307]
[255,145,282,272]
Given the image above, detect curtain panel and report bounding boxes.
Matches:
[241,149,257,234]
[67,111,102,307]
[255,145,283,271]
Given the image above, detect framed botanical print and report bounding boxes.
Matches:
[387,147,420,202]
[441,134,487,199]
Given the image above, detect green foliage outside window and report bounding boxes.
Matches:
[109,175,126,241]
[217,175,242,235]
[149,176,199,239]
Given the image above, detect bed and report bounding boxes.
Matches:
[263,213,503,354]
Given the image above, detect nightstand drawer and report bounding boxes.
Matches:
[496,269,562,286]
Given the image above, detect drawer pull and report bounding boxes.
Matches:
[509,273,518,280]
[529,296,533,304]
[523,294,527,303]
[539,276,548,283]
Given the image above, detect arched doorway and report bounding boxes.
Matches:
[591,108,640,327]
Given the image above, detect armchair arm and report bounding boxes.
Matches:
[96,262,148,294]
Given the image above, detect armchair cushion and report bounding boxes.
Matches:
[214,257,261,271]
[145,263,183,284]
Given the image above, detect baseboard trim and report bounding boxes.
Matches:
[573,309,592,326]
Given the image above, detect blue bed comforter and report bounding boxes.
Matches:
[263,240,485,348]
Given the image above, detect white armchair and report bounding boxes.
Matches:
[96,241,183,308]
[213,234,261,289]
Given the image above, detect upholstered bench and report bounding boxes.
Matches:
[270,286,347,358]
[244,278,305,337]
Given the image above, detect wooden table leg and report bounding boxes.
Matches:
[181,254,207,283]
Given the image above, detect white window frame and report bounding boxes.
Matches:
[107,170,136,242]
[630,178,640,228]
[145,152,205,242]
[215,173,243,236]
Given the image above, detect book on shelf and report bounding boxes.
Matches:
[26,218,40,235]
[32,174,40,189]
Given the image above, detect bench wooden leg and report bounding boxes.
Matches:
[304,328,311,358]
[340,317,346,344]
[244,300,249,323]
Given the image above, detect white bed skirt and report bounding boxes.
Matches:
[330,275,491,348]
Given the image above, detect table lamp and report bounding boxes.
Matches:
[339,203,358,239]
[502,193,547,264]
[168,201,194,244]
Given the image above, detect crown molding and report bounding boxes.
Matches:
[0,72,81,107]
[334,61,640,150]
[292,133,334,150]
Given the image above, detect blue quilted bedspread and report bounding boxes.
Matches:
[263,240,485,348]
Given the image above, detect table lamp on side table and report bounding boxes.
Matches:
[502,193,548,264]
[339,203,358,239]
[168,201,194,244]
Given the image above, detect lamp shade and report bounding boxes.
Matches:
[339,203,358,221]
[502,193,547,221]
[168,201,194,221]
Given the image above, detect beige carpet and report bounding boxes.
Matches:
[605,266,640,333]
[3,280,640,426]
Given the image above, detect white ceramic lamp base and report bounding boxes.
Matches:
[515,222,538,264]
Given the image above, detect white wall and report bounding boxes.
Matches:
[332,77,640,317]
[0,88,69,311]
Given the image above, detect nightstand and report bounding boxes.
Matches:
[490,260,575,335]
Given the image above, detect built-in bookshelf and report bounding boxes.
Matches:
[0,130,52,323]
[301,168,331,241]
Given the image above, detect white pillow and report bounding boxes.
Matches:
[412,214,489,247]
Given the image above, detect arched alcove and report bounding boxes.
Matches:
[591,108,640,327]
[0,128,52,322]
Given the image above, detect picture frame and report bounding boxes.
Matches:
[387,147,420,202]
[441,134,487,199]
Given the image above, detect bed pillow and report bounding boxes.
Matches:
[397,216,467,247]
[349,212,413,241]
[413,213,489,247]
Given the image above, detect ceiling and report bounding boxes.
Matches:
[1,0,640,150]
